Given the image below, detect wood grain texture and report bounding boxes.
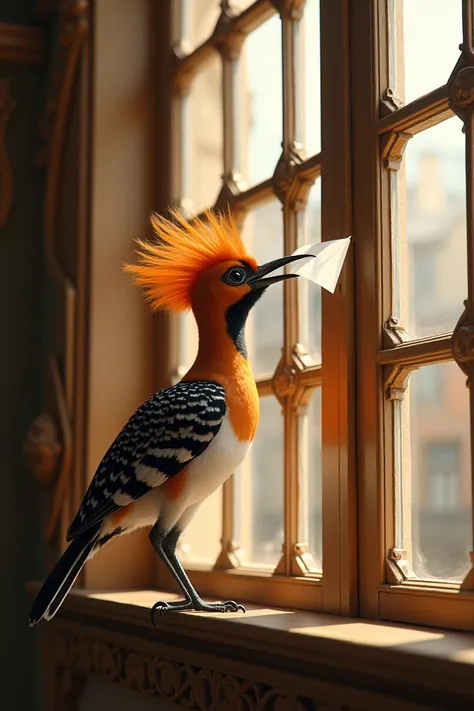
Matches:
[0,79,15,231]
[31,587,474,711]
[0,23,46,67]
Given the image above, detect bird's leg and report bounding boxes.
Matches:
[149,524,192,611]
[149,523,245,621]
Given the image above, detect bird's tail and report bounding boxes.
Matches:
[29,523,101,626]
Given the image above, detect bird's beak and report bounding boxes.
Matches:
[248,254,314,290]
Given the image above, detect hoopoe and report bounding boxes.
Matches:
[29,209,309,625]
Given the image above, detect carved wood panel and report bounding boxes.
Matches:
[47,630,355,711]
[39,617,448,711]
[24,0,90,553]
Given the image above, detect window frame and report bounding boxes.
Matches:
[33,0,474,635]
[353,0,474,631]
[154,0,474,629]
[152,0,356,615]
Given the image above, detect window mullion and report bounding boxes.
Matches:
[215,6,241,571]
[319,0,355,616]
[273,1,302,576]
[448,0,474,591]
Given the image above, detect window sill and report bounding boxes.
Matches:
[28,583,474,709]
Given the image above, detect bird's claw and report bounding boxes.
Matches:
[222,600,246,613]
[150,598,246,624]
[150,600,175,625]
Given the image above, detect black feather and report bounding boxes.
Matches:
[29,523,101,626]
[225,289,264,357]
[67,381,226,540]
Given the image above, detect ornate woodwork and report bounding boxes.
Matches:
[24,0,90,546]
[452,300,474,385]
[24,412,62,487]
[0,23,46,67]
[36,590,473,711]
[51,632,324,710]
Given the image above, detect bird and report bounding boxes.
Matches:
[29,208,310,626]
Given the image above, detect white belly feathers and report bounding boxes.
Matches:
[99,412,252,538]
[184,412,251,505]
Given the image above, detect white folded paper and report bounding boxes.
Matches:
[288,236,351,293]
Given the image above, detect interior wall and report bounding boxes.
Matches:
[0,3,47,709]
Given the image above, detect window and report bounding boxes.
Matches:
[411,362,443,403]
[424,442,460,512]
[156,0,353,613]
[148,0,474,629]
[355,0,473,628]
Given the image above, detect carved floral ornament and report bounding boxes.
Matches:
[52,632,349,711]
[23,412,61,486]
[23,0,90,544]
[451,300,474,384]
[449,65,474,113]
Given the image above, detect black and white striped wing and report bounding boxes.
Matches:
[67,380,226,539]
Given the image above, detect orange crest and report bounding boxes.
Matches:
[123,209,256,313]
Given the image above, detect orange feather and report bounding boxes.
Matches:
[123,208,257,313]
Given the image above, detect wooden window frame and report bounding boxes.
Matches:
[30,0,474,635]
[151,0,356,615]
[353,0,474,631]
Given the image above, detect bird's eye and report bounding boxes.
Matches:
[226,267,246,285]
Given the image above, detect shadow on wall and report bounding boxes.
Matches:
[0,0,47,707]
[79,679,182,711]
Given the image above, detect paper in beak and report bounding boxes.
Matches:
[287,236,351,293]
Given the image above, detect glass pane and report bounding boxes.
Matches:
[181,0,220,51]
[241,201,284,374]
[303,0,321,156]
[238,16,282,186]
[299,388,322,568]
[298,180,322,362]
[393,118,467,339]
[389,0,462,104]
[179,488,222,564]
[396,362,472,581]
[231,0,255,12]
[185,52,223,213]
[234,396,283,566]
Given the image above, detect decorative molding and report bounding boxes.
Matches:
[214,2,246,60]
[291,542,319,576]
[37,0,89,168]
[452,300,474,386]
[271,0,306,21]
[29,590,474,709]
[23,412,61,486]
[382,316,409,348]
[386,548,417,585]
[272,147,314,209]
[0,23,47,67]
[272,363,298,402]
[45,355,73,543]
[214,174,241,212]
[0,79,15,231]
[448,64,474,121]
[380,88,404,117]
[384,363,412,401]
[51,632,344,711]
[381,130,412,171]
[26,0,89,545]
